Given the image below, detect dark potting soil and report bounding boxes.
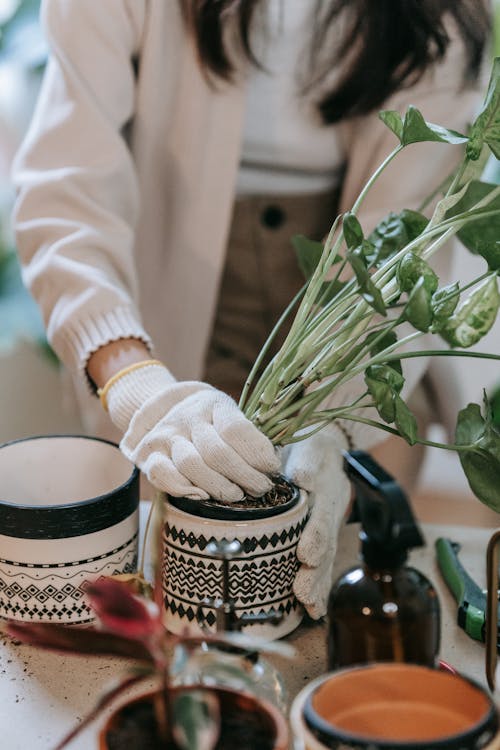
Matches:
[105,699,275,750]
[207,475,295,510]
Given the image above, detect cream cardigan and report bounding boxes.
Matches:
[12,1,484,425]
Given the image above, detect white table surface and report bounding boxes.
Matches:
[0,510,497,750]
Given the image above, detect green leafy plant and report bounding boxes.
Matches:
[240,58,500,512]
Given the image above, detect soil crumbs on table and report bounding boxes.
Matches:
[105,700,274,750]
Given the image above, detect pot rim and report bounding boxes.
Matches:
[166,475,301,520]
[99,684,289,750]
[0,434,139,539]
[301,664,498,750]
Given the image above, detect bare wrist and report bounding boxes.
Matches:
[86,338,153,391]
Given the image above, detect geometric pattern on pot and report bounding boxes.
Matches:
[0,435,140,624]
[162,489,309,641]
[0,530,138,624]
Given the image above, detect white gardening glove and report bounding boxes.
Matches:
[284,424,352,620]
[103,362,280,503]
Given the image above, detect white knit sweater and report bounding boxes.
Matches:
[11,0,485,436]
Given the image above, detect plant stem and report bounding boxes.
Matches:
[351,145,404,215]
[336,413,478,452]
[238,283,306,411]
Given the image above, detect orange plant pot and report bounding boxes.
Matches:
[291,663,500,750]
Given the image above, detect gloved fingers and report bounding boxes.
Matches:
[293,556,336,620]
[117,380,211,447]
[296,513,334,567]
[284,425,346,492]
[296,474,351,567]
[140,450,210,500]
[170,436,245,503]
[284,440,325,492]
[212,400,281,475]
[191,422,276,498]
[122,422,184,467]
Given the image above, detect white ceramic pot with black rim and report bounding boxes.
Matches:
[161,478,309,640]
[0,435,140,624]
[290,663,500,750]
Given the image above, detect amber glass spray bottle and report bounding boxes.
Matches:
[327,451,440,670]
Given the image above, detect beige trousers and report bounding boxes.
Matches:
[204,190,340,399]
[204,191,427,494]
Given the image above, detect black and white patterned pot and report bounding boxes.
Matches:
[162,484,309,640]
[0,435,139,624]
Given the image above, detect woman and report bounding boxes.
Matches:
[11,0,490,618]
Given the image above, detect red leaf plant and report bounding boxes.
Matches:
[6,577,216,750]
[5,572,292,749]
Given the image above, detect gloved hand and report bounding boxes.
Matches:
[284,424,352,620]
[102,361,281,502]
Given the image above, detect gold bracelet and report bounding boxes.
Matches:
[97,359,165,412]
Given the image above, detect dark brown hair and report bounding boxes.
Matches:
[181,0,491,123]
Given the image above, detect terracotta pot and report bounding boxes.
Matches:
[99,685,289,749]
[290,663,500,750]
[161,480,309,640]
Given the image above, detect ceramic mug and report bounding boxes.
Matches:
[162,485,309,640]
[0,435,139,624]
[290,663,500,750]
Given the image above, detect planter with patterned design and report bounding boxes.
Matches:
[0,435,139,624]
[162,481,309,640]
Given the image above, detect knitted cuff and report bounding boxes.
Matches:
[103,362,176,433]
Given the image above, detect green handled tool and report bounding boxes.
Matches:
[435,537,500,651]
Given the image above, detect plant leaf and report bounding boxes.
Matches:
[379,110,404,141]
[439,276,500,347]
[397,252,439,295]
[346,245,369,285]
[394,395,418,445]
[107,572,154,599]
[6,620,153,662]
[292,234,338,280]
[366,329,402,375]
[365,364,404,423]
[489,381,500,427]
[428,181,470,228]
[361,278,387,315]
[455,399,500,510]
[445,180,500,270]
[401,106,468,146]
[430,283,460,330]
[367,209,429,266]
[347,247,387,315]
[467,57,500,160]
[343,212,364,250]
[172,690,220,750]
[403,277,434,332]
[397,253,438,332]
[215,631,296,658]
[86,578,162,640]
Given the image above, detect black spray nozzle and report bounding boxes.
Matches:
[343,450,424,567]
